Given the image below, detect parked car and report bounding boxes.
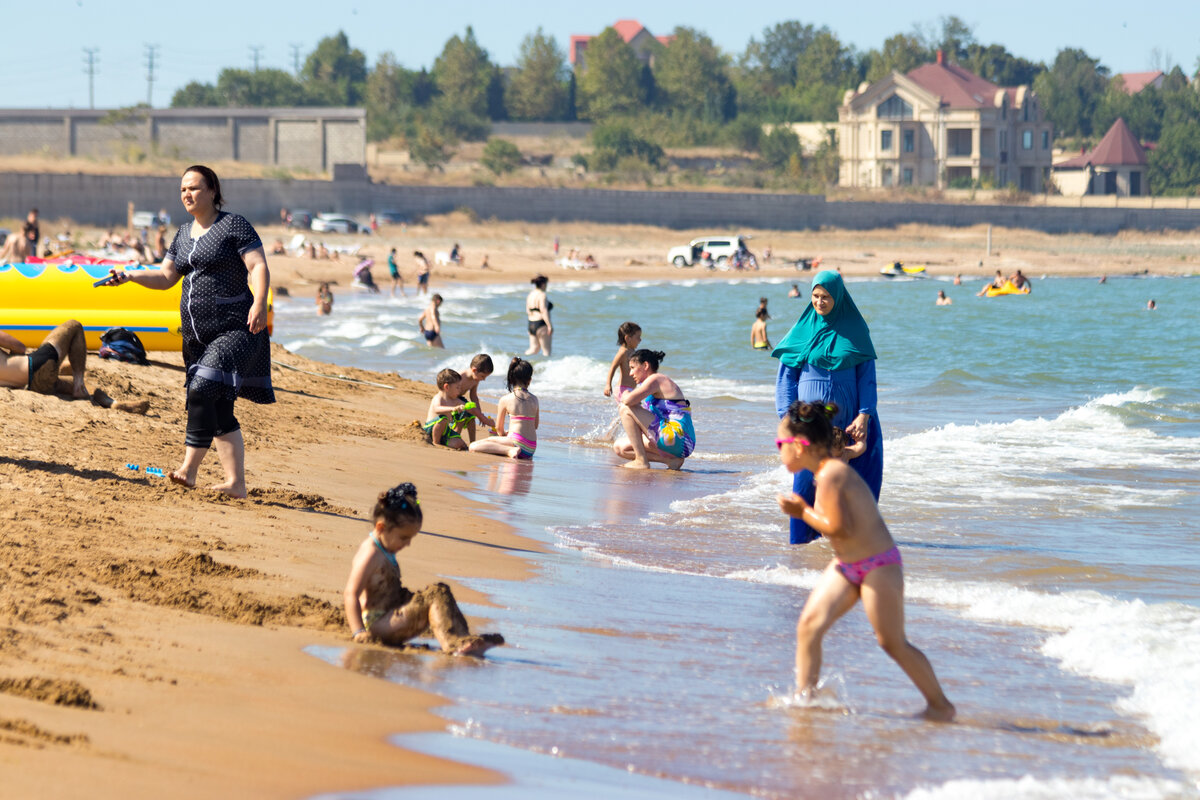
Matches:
[667,235,749,267]
[131,210,163,229]
[286,210,314,230]
[310,214,361,234]
[375,210,408,225]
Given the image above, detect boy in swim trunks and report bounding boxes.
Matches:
[423,368,472,450]
[417,294,443,348]
[457,353,496,439]
[751,307,771,350]
[776,400,955,722]
[344,482,503,656]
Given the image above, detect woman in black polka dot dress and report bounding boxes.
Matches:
[107,165,274,498]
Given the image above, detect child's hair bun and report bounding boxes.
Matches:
[383,482,418,510]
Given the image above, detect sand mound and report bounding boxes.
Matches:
[0,677,99,709]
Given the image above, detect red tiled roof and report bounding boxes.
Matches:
[1117,71,1164,94]
[570,20,672,65]
[906,62,1001,108]
[612,19,645,42]
[1054,118,1147,168]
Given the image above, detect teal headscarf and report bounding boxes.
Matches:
[771,270,877,371]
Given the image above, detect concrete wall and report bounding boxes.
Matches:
[0,108,365,173]
[4,172,1200,235]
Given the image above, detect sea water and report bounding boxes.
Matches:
[284,273,1200,799]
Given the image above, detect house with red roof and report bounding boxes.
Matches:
[1115,71,1164,94]
[1051,118,1148,196]
[570,20,674,72]
[837,51,1053,191]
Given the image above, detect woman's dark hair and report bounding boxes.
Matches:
[617,321,641,345]
[507,357,533,391]
[783,401,837,450]
[531,275,549,289]
[373,482,422,528]
[183,164,224,210]
[629,349,666,372]
[755,308,769,320]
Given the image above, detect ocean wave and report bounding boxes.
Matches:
[897,774,1187,800]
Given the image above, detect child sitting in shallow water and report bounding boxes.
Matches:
[469,358,539,460]
[776,401,955,721]
[343,483,503,656]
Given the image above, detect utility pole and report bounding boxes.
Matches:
[82,47,99,109]
[249,45,264,71]
[289,43,302,76]
[144,44,160,106]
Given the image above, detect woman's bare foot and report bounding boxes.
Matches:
[209,480,247,499]
[453,633,504,657]
[169,470,196,489]
[623,459,651,469]
[920,702,957,723]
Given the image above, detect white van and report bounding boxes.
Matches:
[667,235,748,267]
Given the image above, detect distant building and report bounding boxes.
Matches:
[570,20,673,71]
[1051,118,1148,196]
[837,51,1053,192]
[1115,71,1164,94]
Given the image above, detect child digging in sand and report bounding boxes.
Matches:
[344,483,503,655]
[469,358,538,460]
[422,368,473,450]
[776,401,955,721]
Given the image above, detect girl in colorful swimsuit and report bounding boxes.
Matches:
[613,349,695,470]
[603,321,642,399]
[776,400,954,721]
[343,482,503,656]
[469,358,539,460]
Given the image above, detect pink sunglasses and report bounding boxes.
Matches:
[775,437,810,449]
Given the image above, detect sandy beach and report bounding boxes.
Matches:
[4,214,1198,798]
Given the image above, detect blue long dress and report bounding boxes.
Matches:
[774,360,883,544]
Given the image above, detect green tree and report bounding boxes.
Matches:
[735,21,820,119]
[301,31,367,105]
[366,53,427,142]
[915,15,975,62]
[481,138,522,174]
[589,121,663,170]
[432,27,494,118]
[216,68,309,106]
[1033,48,1108,138]
[171,81,220,107]
[962,44,1043,86]
[760,125,801,169]
[653,26,733,120]
[1093,80,1165,142]
[864,33,929,82]
[408,124,454,171]
[791,30,857,120]
[1148,122,1200,195]
[506,28,569,120]
[576,28,643,119]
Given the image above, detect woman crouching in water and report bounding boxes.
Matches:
[612,349,695,470]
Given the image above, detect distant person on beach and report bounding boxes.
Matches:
[1098,275,1107,284]
[105,164,273,498]
[788,284,801,298]
[417,294,444,348]
[316,283,334,316]
[604,322,642,399]
[469,358,539,460]
[953,274,962,285]
[1147,299,1157,310]
[0,228,31,262]
[414,251,430,295]
[23,209,39,257]
[936,290,952,306]
[449,243,461,264]
[353,257,379,293]
[343,482,503,656]
[752,308,771,350]
[457,353,496,439]
[776,401,955,721]
[773,270,883,544]
[153,225,169,262]
[613,349,695,470]
[525,275,553,357]
[1008,270,1031,291]
[387,248,405,296]
[977,270,1005,296]
[422,368,471,449]
[479,254,491,270]
[0,321,144,412]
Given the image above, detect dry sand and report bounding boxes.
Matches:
[3,213,1197,797]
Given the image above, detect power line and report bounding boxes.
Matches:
[82,47,99,109]
[144,43,160,106]
[249,45,264,71]
[289,43,303,76]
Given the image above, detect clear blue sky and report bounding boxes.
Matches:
[4,0,1195,108]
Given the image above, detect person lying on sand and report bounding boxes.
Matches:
[344,483,503,656]
[0,321,147,413]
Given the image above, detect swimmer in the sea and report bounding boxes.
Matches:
[417,294,443,348]
[751,307,771,350]
[344,483,503,656]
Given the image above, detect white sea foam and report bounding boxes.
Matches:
[896,774,1187,800]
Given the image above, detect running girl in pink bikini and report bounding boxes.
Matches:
[776,400,955,721]
[469,358,539,460]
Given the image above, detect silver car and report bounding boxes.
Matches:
[310,214,361,234]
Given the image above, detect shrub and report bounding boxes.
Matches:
[481,138,522,174]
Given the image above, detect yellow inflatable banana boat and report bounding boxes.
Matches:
[985,280,1031,297]
[1,261,272,351]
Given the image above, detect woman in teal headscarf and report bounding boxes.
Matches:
[773,270,883,544]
